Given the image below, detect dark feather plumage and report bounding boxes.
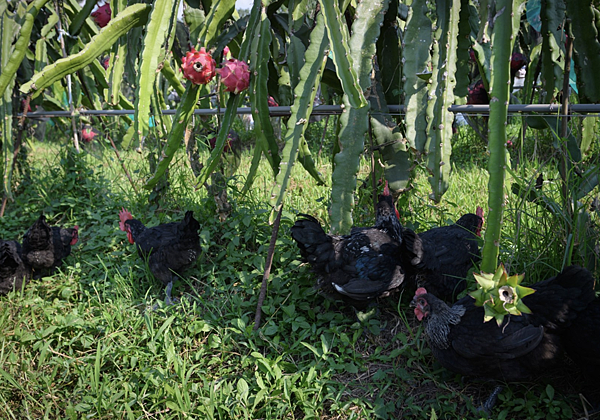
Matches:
[401,211,483,301]
[564,297,600,384]
[291,192,405,307]
[22,215,78,277]
[0,240,31,295]
[120,210,201,303]
[412,265,595,382]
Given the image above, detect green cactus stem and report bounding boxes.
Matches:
[68,0,98,38]
[370,52,410,192]
[566,1,600,102]
[480,0,524,273]
[197,0,235,48]
[540,0,565,102]
[329,0,387,233]
[425,0,460,203]
[268,10,329,220]
[104,0,127,106]
[20,3,151,98]
[160,58,185,97]
[318,0,367,110]
[134,0,180,145]
[454,0,472,98]
[144,83,202,190]
[249,9,279,176]
[0,0,50,98]
[403,0,431,154]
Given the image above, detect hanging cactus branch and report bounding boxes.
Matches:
[425,0,461,202]
[328,0,387,234]
[20,3,152,98]
[0,0,51,98]
[403,0,432,154]
[134,0,181,144]
[143,83,202,190]
[268,11,329,219]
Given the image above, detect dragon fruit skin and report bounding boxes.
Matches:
[181,48,216,85]
[91,3,111,28]
[82,127,97,143]
[217,59,250,94]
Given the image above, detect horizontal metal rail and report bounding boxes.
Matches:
[16,103,600,118]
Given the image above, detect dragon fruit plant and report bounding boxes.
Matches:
[217,58,250,94]
[181,48,216,85]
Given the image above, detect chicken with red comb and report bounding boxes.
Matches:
[119,208,201,305]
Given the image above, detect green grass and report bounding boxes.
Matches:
[0,123,596,419]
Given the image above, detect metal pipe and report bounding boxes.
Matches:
[16,103,600,119]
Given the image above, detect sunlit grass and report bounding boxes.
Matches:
[0,122,594,419]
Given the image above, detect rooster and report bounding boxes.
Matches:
[119,209,201,305]
[290,184,405,307]
[21,214,79,278]
[0,240,31,295]
[400,207,484,302]
[411,265,595,383]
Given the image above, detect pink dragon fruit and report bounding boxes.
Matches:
[267,96,278,107]
[91,3,111,28]
[181,48,216,85]
[82,127,97,143]
[217,59,250,94]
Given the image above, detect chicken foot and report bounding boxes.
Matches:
[477,385,503,416]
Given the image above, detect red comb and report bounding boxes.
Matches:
[415,287,427,297]
[119,208,133,232]
[383,180,390,196]
[476,206,484,219]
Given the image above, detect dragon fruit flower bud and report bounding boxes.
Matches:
[91,3,111,28]
[217,59,250,94]
[181,47,216,85]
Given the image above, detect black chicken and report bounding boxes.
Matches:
[0,240,31,295]
[411,265,595,382]
[400,208,483,302]
[119,209,201,305]
[22,214,79,278]
[564,296,600,394]
[290,186,404,307]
